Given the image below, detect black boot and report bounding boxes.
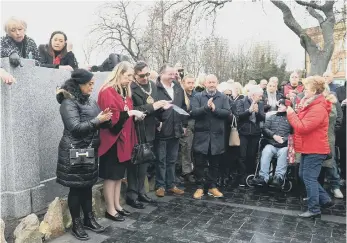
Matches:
[84,212,105,233]
[71,218,89,241]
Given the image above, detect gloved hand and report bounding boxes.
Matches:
[9,52,22,68]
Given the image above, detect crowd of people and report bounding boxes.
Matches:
[1,17,346,241]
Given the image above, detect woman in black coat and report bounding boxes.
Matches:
[39,31,78,71]
[56,69,112,240]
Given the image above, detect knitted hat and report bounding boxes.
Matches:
[71,69,93,84]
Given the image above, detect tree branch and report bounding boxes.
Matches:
[307,6,324,24]
[295,0,324,10]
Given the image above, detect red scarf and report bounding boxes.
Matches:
[98,86,137,162]
[53,56,61,65]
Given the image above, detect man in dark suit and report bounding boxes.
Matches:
[127,61,169,209]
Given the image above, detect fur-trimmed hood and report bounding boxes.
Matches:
[56,88,74,104]
[325,92,337,104]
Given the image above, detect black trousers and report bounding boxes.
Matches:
[68,187,93,219]
[194,152,222,189]
[239,135,260,177]
[126,162,149,201]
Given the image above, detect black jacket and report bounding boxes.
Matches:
[156,79,187,140]
[262,112,292,148]
[191,90,231,155]
[262,92,283,112]
[131,80,161,143]
[235,96,265,136]
[0,35,40,65]
[56,89,108,188]
[38,44,78,69]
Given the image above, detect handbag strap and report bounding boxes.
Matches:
[135,120,147,144]
[231,115,237,128]
[70,132,95,149]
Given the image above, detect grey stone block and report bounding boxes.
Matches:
[31,179,68,213]
[1,189,31,218]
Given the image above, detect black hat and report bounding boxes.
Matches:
[71,69,93,84]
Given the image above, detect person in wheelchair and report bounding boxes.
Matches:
[252,99,291,188]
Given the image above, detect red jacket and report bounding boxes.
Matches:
[284,84,304,107]
[98,86,137,162]
[287,94,331,155]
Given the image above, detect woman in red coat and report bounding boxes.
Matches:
[287,76,333,218]
[98,61,146,221]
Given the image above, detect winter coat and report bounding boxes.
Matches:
[284,84,304,107]
[156,79,187,140]
[190,90,231,155]
[38,44,78,69]
[56,89,108,188]
[262,91,283,112]
[323,94,338,168]
[287,94,331,155]
[235,96,265,136]
[0,35,40,65]
[262,112,292,148]
[131,80,161,143]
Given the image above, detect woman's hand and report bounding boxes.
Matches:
[287,106,294,114]
[128,110,146,120]
[97,108,113,122]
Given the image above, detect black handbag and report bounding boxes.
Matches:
[131,120,156,165]
[69,133,96,167]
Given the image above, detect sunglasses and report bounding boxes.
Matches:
[137,72,150,79]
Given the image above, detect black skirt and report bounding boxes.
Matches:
[99,142,129,180]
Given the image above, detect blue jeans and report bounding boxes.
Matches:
[300,154,331,214]
[155,138,180,190]
[325,150,341,190]
[259,145,288,182]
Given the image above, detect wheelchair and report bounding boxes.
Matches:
[245,138,294,192]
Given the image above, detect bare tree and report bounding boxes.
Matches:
[143,0,194,70]
[91,0,148,61]
[177,0,337,76]
[81,39,96,65]
[271,1,335,75]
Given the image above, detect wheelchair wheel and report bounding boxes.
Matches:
[282,180,292,193]
[246,174,255,187]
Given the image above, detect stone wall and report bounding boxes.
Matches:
[0,58,110,218]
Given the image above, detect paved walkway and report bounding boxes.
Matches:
[50,186,346,243]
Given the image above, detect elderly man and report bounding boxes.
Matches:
[323,72,339,93]
[190,74,231,199]
[236,85,265,186]
[251,99,291,187]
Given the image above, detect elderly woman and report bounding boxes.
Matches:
[56,69,112,240]
[39,31,78,71]
[287,76,333,218]
[235,85,265,186]
[1,17,40,65]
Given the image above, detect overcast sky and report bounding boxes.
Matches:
[1,0,325,71]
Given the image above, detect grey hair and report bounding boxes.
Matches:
[248,85,264,96]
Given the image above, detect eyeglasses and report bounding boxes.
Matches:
[137,72,150,79]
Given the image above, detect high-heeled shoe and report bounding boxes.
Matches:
[105,211,125,221]
[116,208,131,216]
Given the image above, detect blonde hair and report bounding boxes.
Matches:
[4,17,27,34]
[196,74,206,86]
[231,82,243,95]
[302,76,325,94]
[100,61,133,97]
